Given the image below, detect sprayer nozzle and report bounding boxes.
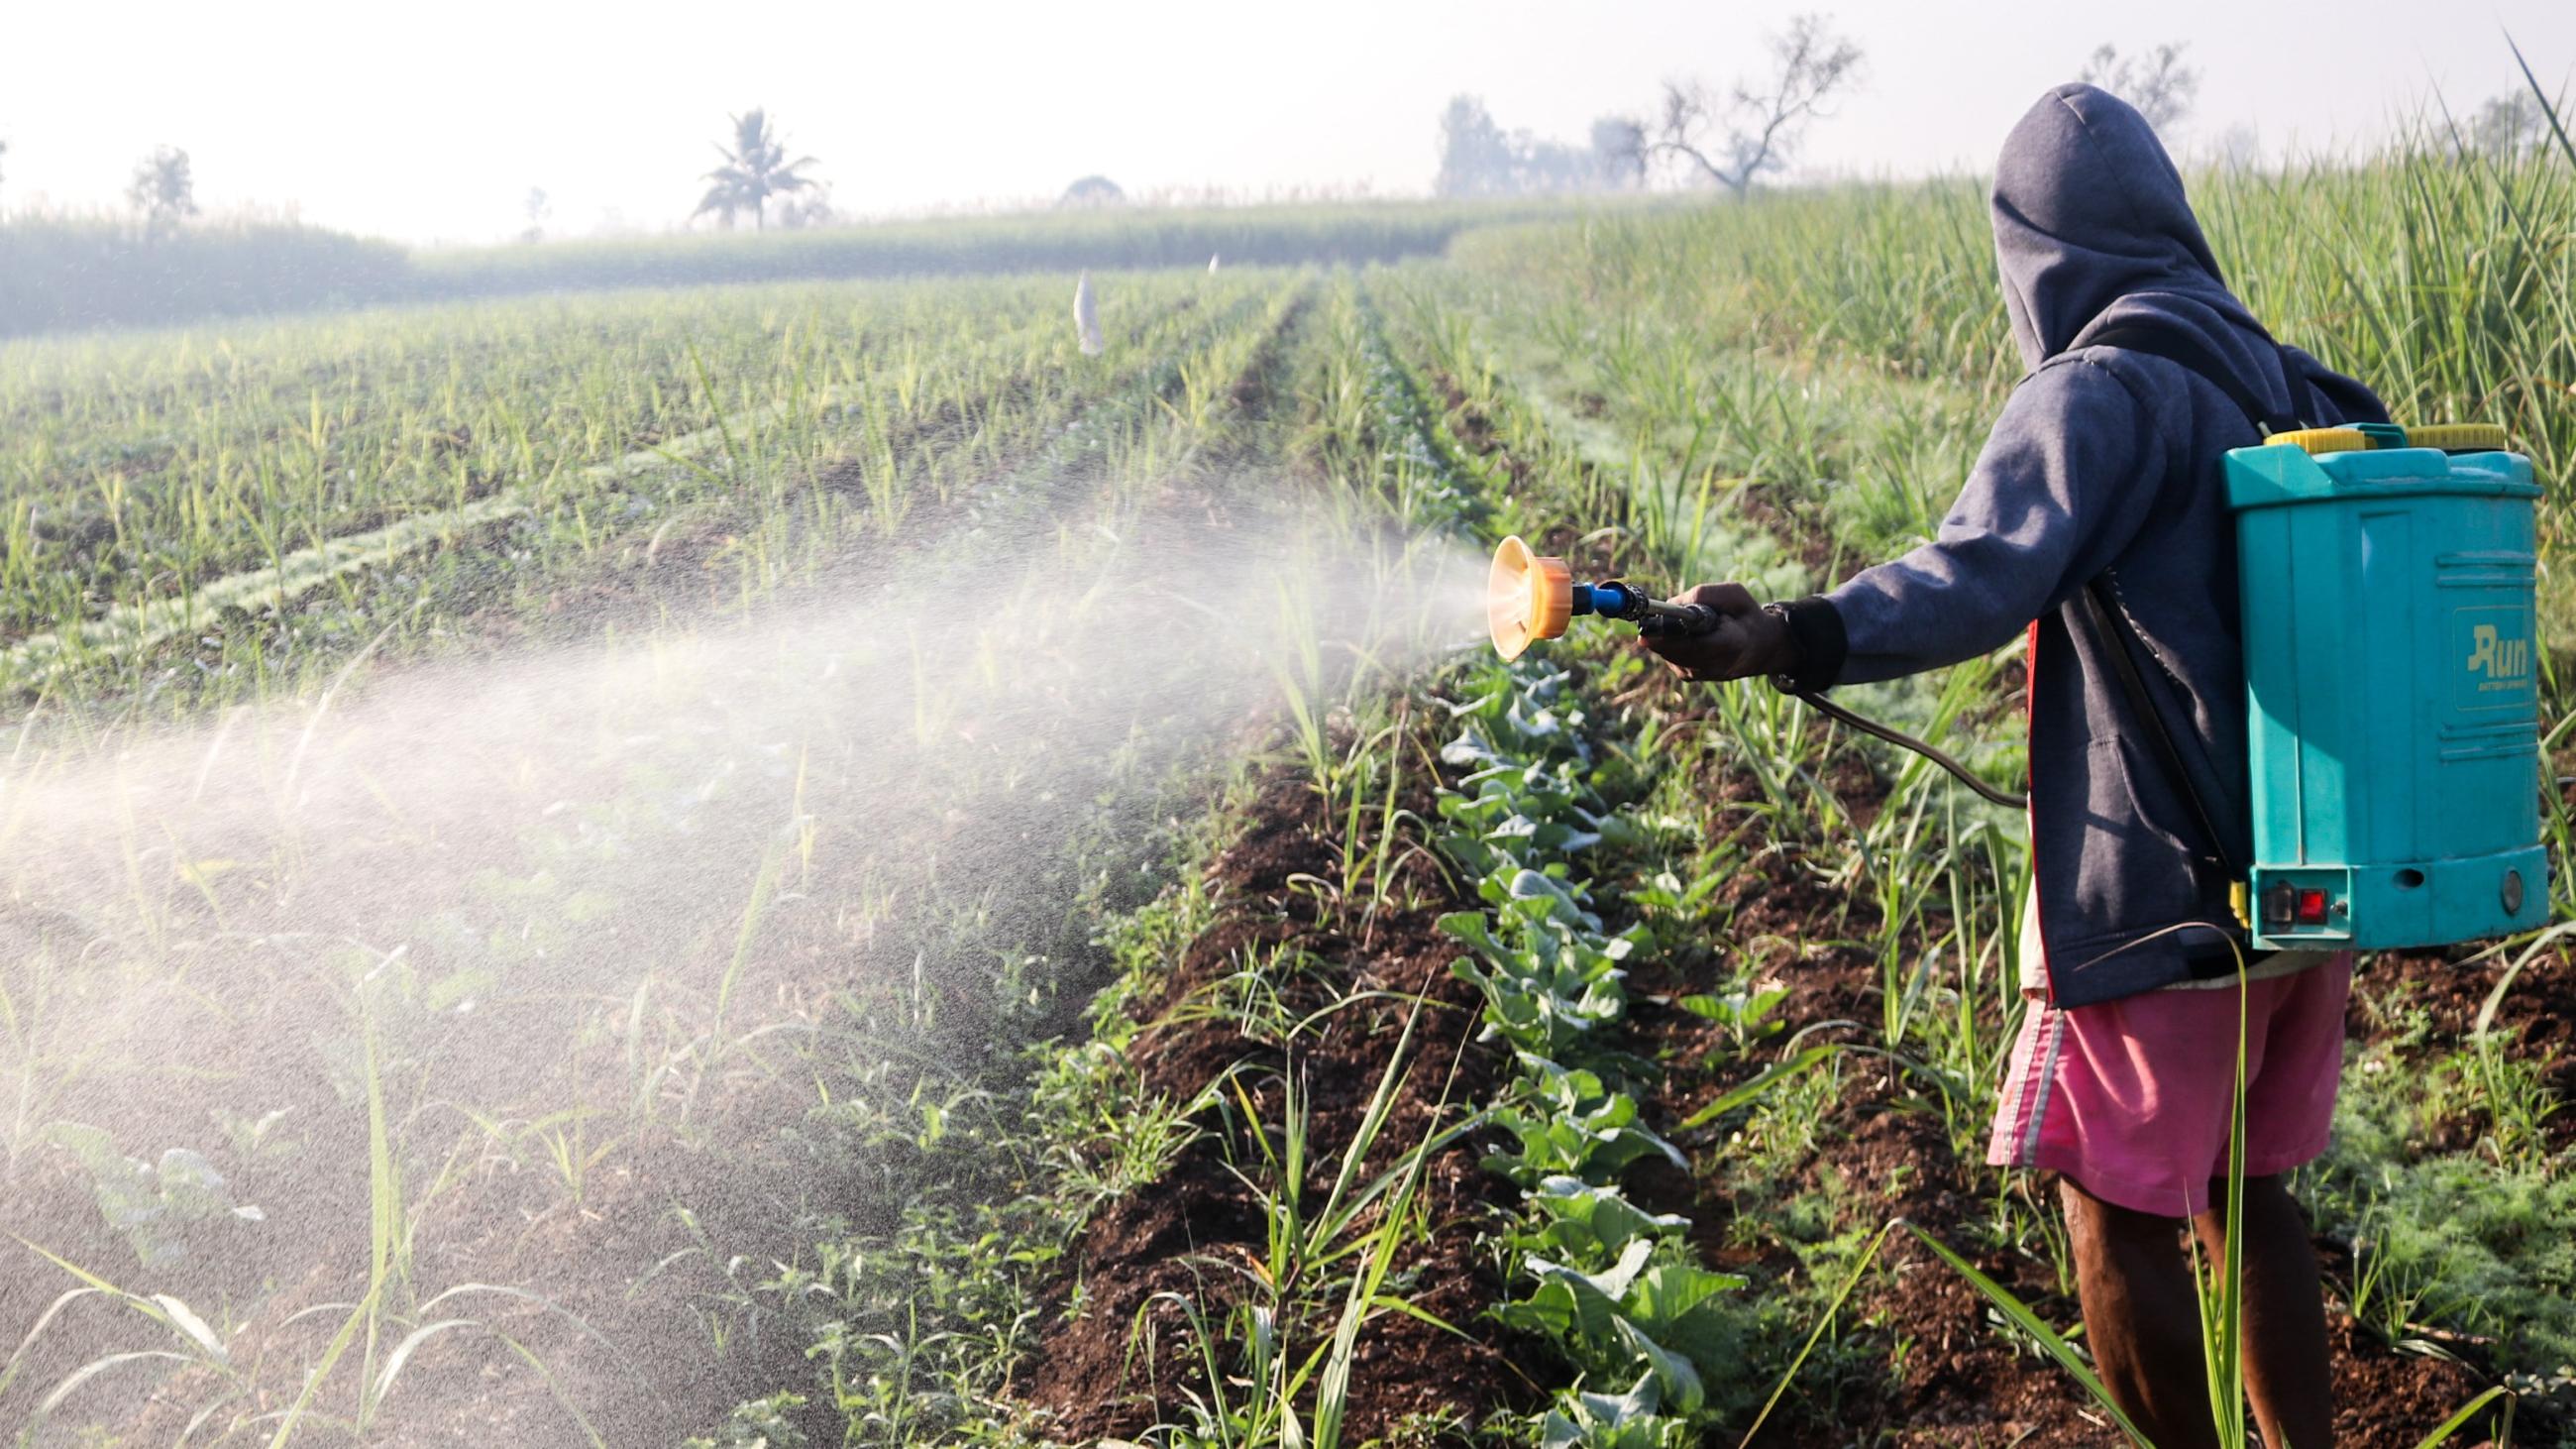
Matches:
[1487,535,1574,660]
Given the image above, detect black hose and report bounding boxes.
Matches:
[1792,690,2028,811]
[1624,594,2025,809]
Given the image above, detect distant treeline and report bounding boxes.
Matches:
[1,220,414,336]
[0,200,1605,338]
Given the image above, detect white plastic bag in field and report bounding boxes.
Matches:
[1074,271,1104,356]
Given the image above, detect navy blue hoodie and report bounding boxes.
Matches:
[1774,84,2387,1005]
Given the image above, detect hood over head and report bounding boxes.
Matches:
[1990,84,2252,370]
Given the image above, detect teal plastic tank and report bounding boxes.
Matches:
[2226,423,2549,951]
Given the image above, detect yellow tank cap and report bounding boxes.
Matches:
[2265,428,2372,455]
[2402,423,2512,453]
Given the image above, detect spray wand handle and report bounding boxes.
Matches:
[1635,600,1720,636]
[1575,581,1718,637]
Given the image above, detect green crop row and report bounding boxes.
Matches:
[3,272,1285,705]
[1436,658,1750,1445]
[0,271,1257,673]
[1330,266,1803,1441]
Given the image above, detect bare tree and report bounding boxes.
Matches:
[693,109,817,231]
[1643,14,1863,197]
[2078,42,2200,132]
[520,186,550,244]
[128,146,199,238]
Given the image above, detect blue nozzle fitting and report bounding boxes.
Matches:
[1571,582,1649,619]
[1572,580,1717,638]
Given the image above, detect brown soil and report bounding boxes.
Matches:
[1731,485,1845,581]
[1018,761,1539,1442]
[1432,371,1536,490]
[2352,946,2576,1156]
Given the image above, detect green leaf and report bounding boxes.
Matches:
[148,1294,227,1365]
[1531,1236,1659,1307]
[1905,1224,2152,1447]
[1626,1262,1747,1325]
[1527,1175,1688,1257]
[1623,1262,1746,1374]
[1677,1045,1839,1130]
[1543,1372,1665,1449]
[2410,1385,2512,1448]
[1613,1317,1704,1414]
[1435,910,1499,953]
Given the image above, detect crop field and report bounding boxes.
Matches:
[2,135,2572,1449]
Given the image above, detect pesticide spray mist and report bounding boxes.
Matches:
[0,473,1491,1439]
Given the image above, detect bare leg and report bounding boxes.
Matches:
[2194,1173,2335,1449]
[2059,1174,2220,1449]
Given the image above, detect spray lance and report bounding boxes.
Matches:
[1485,535,2025,809]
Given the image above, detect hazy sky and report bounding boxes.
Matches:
[5,0,2571,246]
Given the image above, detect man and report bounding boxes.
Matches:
[1647,84,2386,1448]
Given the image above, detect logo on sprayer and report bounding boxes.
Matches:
[2466,624,2531,688]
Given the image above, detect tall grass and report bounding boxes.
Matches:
[1452,103,2576,507]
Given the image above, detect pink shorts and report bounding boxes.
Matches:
[1986,957,2353,1218]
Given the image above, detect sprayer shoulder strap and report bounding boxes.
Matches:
[2078,581,2240,880]
[2080,321,2314,435]
[2059,318,2292,883]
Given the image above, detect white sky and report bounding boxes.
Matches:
[4,0,2571,246]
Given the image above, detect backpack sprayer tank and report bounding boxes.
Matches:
[1487,418,2551,957]
[2227,423,2548,950]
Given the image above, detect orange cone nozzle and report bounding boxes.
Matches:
[1488,535,1573,661]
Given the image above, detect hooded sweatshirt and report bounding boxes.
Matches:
[1771,84,2387,1006]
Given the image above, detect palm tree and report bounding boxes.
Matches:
[694,109,816,231]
